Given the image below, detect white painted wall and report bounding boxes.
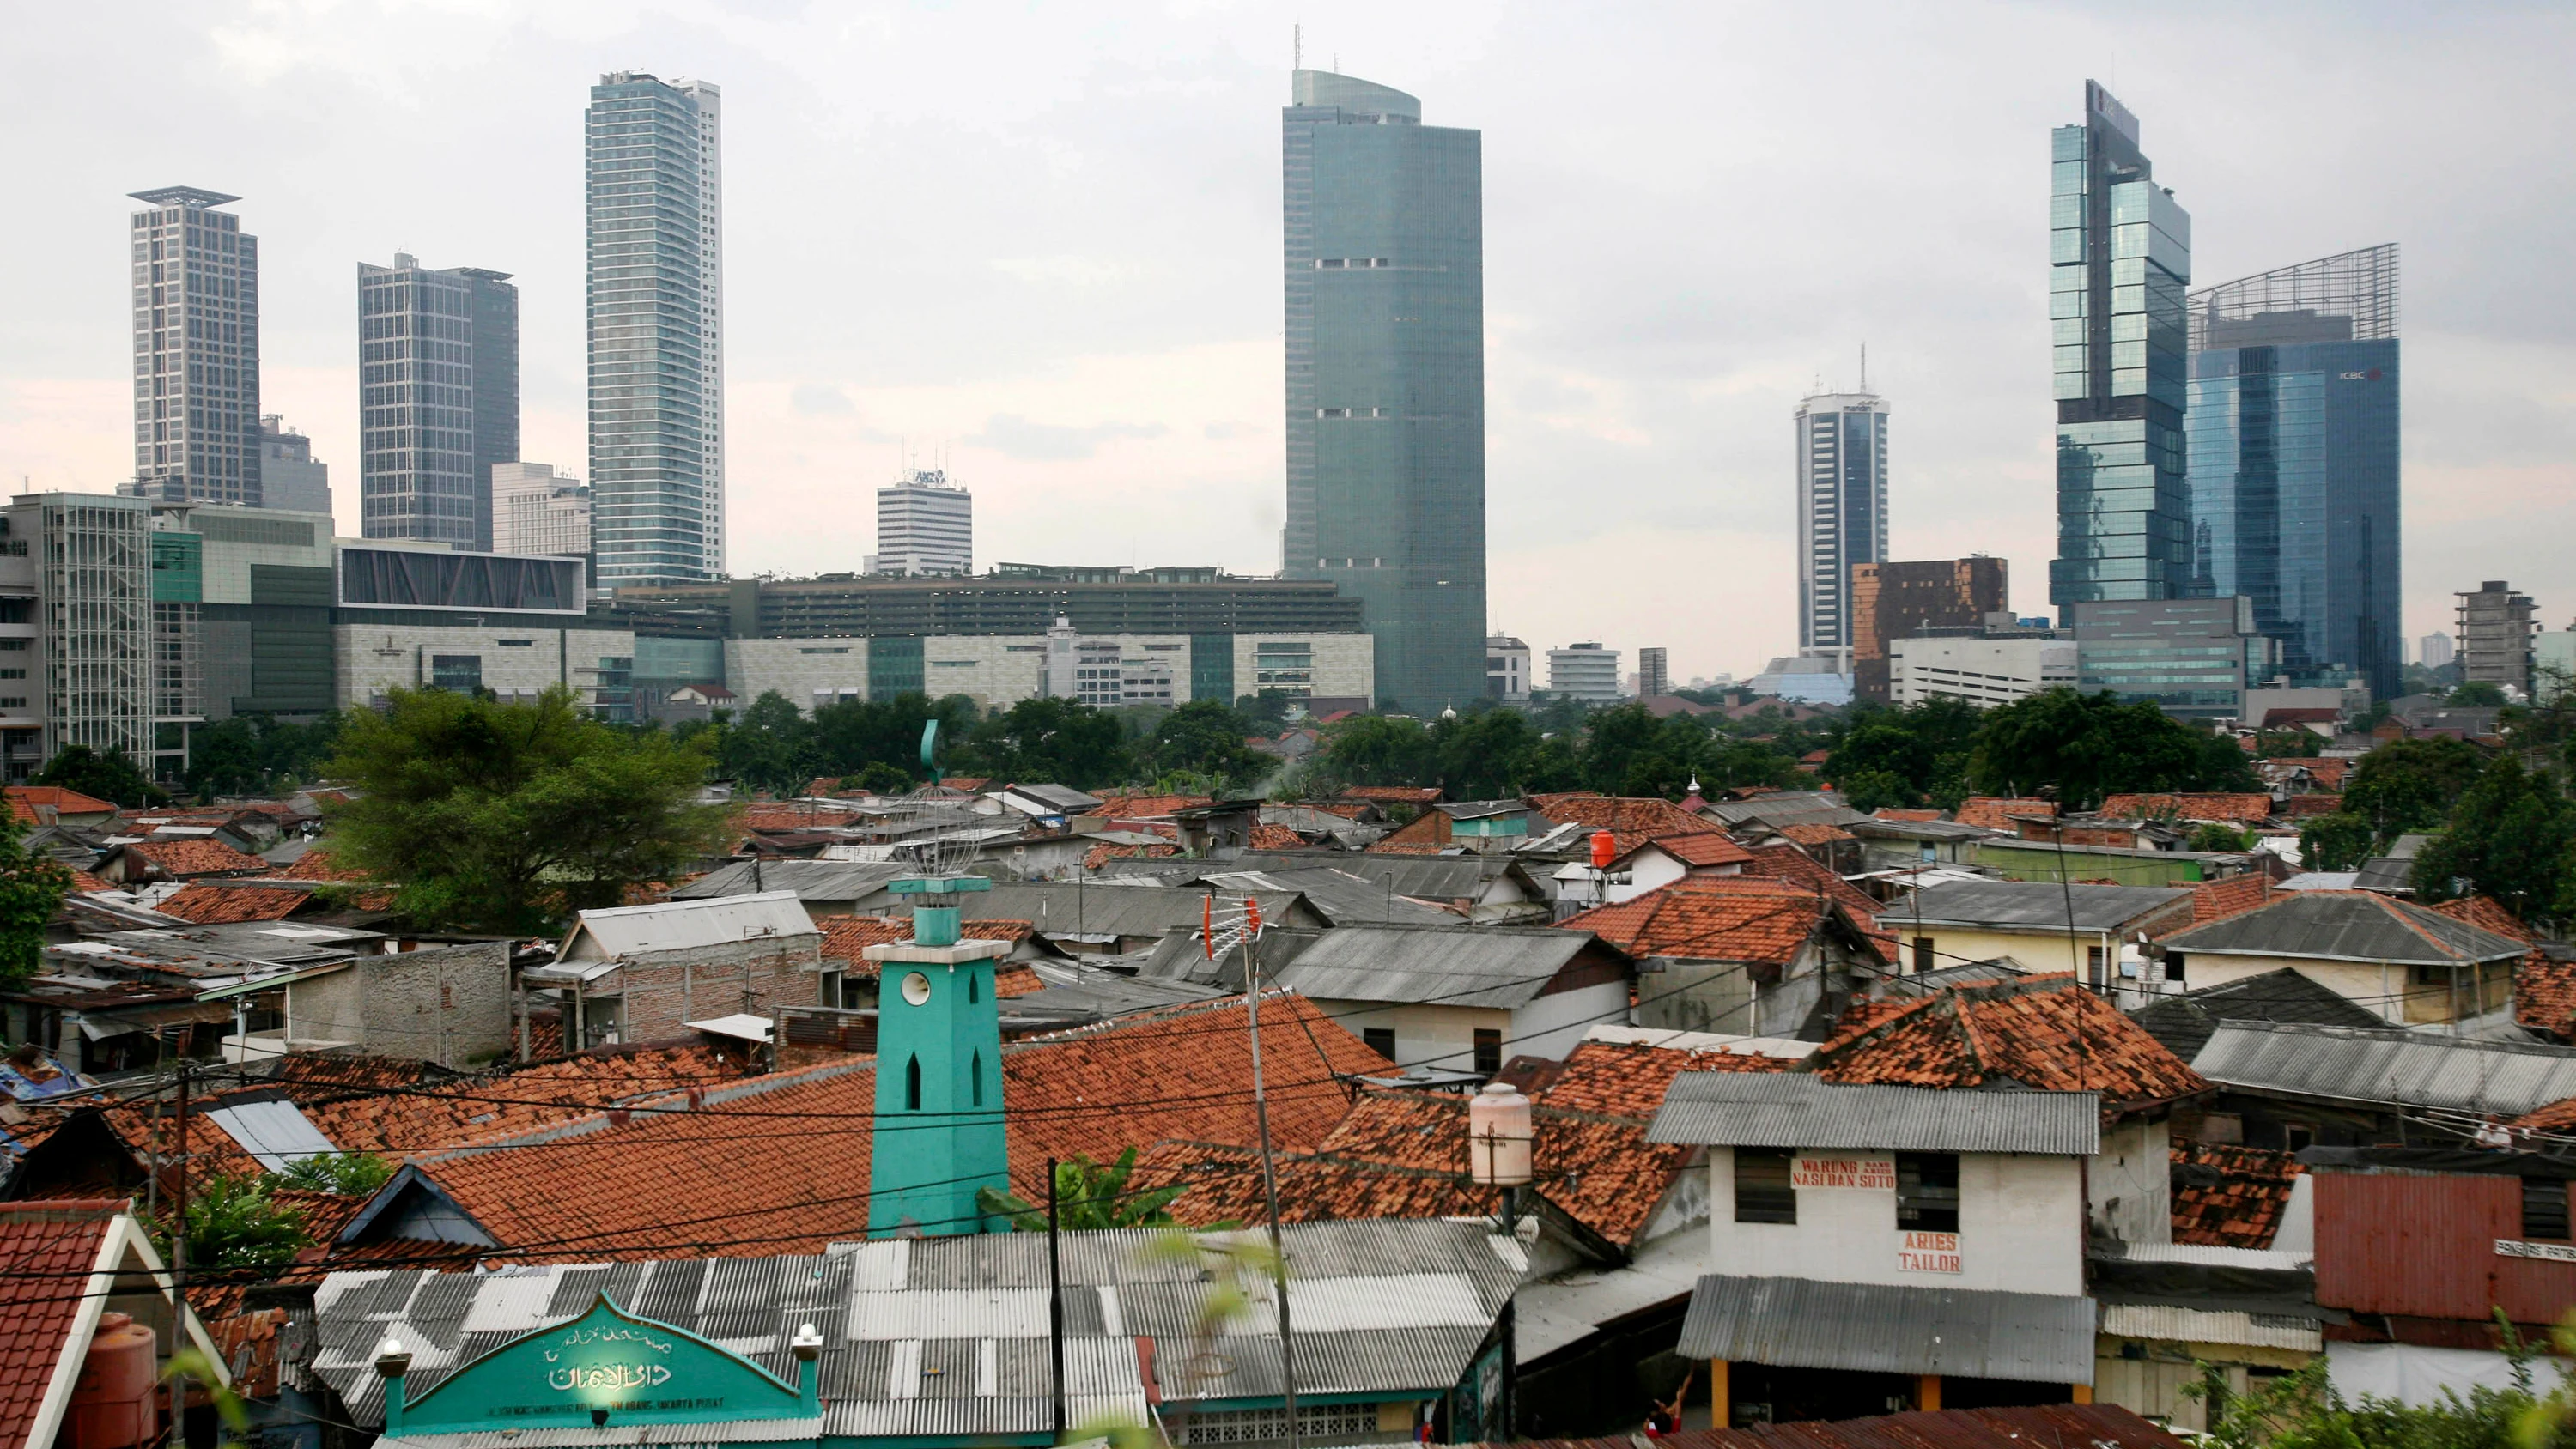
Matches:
[1705,1143,2087,1297]
[1321,980,1630,1071]
[333,625,636,709]
[2093,1117,2172,1245]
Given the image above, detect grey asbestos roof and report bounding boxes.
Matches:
[1647,1072,2101,1155]
[1703,791,1866,830]
[1128,927,1325,992]
[1676,1276,2096,1383]
[1225,851,1519,902]
[670,860,908,903]
[1003,784,1103,812]
[1848,817,1998,842]
[1898,879,2189,931]
[2160,891,2526,966]
[1268,925,1619,1009]
[313,1219,1524,1438]
[2192,1021,2576,1116]
[846,882,1317,942]
[1197,868,1460,927]
[2129,968,2391,1062]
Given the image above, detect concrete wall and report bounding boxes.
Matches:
[2093,1116,2172,1245]
[1633,959,1758,1036]
[285,942,514,1067]
[335,625,636,709]
[589,932,826,1045]
[1705,1143,2087,1297]
[726,638,870,709]
[1231,632,1376,706]
[1899,923,2145,980]
[1321,980,1625,1073]
[921,634,1050,710]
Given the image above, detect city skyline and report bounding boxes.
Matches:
[7,5,2573,682]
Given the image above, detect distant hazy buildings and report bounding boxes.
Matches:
[1485,635,1530,702]
[2419,632,2454,670]
[2455,581,2537,694]
[1850,558,2010,705]
[1892,634,2078,709]
[1745,653,1855,707]
[586,71,725,587]
[492,464,592,560]
[357,254,519,550]
[1637,646,1669,700]
[2073,597,2271,721]
[1546,643,1621,703]
[2186,244,2401,699]
[1283,69,1486,712]
[258,415,331,518]
[868,469,972,577]
[2050,82,2193,609]
[1795,388,1889,655]
[126,188,260,506]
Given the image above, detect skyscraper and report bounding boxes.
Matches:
[1850,557,2009,704]
[869,469,971,577]
[2185,245,2401,699]
[126,187,260,506]
[2050,82,2192,609]
[1282,69,1485,711]
[257,415,332,518]
[357,254,519,549]
[586,71,724,588]
[1795,387,1889,656]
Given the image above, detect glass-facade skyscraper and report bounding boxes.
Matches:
[357,254,519,549]
[586,72,724,588]
[2050,82,2192,609]
[1282,70,1485,712]
[1795,389,1889,655]
[2185,244,2401,700]
[126,188,260,506]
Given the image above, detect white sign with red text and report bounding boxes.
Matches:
[1790,1154,1895,1190]
[1899,1231,1962,1274]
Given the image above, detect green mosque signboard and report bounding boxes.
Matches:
[385,1296,818,1435]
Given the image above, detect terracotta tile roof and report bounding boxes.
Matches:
[1248,823,1307,851]
[7,785,118,816]
[1734,845,1888,937]
[2159,874,2281,937]
[734,802,859,834]
[276,848,372,883]
[815,915,1036,966]
[1300,800,1374,820]
[1807,974,2208,1113]
[2171,1142,2302,1248]
[993,965,1046,998]
[1637,832,1756,868]
[1362,842,1448,856]
[2512,1092,2576,1134]
[0,1199,119,1448]
[1874,809,1944,822]
[1528,794,1725,858]
[1558,882,1839,965]
[1339,785,1442,805]
[2099,793,2276,825]
[2275,793,2346,819]
[155,882,314,925]
[67,870,113,894]
[124,839,268,878]
[2516,954,2576,1043]
[2434,895,2536,943]
[1538,1039,1786,1118]
[1953,797,2055,832]
[2258,757,2353,791]
[1777,822,1856,846]
[1083,841,1179,870]
[1082,793,1212,819]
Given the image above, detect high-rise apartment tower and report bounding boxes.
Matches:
[871,469,972,577]
[2455,582,2537,694]
[1283,70,1486,712]
[1795,388,1889,653]
[126,188,260,506]
[586,72,724,587]
[357,254,519,549]
[2050,82,2192,608]
[2185,245,2401,699]
[257,415,333,518]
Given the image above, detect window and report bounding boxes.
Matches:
[2087,945,2107,988]
[972,1050,984,1107]
[904,1054,921,1111]
[2165,951,2187,982]
[1911,937,1935,973]
[2524,1179,2570,1241]
[429,654,482,693]
[1734,1148,1795,1224]
[1896,1152,1960,1233]
[1362,1027,1396,1060]
[2281,1122,2316,1153]
[1473,1028,1502,1076]
[968,972,980,1004]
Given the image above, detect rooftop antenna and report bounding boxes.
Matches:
[1860,343,1868,391]
[1293,22,1301,73]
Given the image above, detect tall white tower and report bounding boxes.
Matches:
[1795,387,1890,654]
[872,469,972,577]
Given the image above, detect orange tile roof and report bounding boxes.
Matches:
[2159,874,2281,937]
[7,785,118,816]
[2516,955,2576,1043]
[0,1199,119,1448]
[2435,895,2537,943]
[1082,793,1212,819]
[1538,1039,1787,1118]
[2099,793,2276,825]
[276,847,373,883]
[1300,800,1374,820]
[1365,809,1450,852]
[1807,975,2208,1113]
[1083,841,1180,870]
[1636,832,1756,868]
[1247,823,1308,851]
[1874,809,1944,822]
[124,839,268,878]
[1530,793,1727,859]
[2257,757,2353,790]
[1339,785,1442,805]
[1734,844,1888,935]
[815,915,1036,965]
[66,870,113,894]
[2513,1092,2576,1134]
[733,803,860,834]
[2171,1143,2302,1248]
[155,882,313,925]
[1778,822,1856,846]
[1953,797,2054,832]
[1362,842,1449,856]
[2275,793,2346,820]
[1558,882,1839,966]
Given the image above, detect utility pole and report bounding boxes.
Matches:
[1047,1157,1066,1440]
[1241,902,1298,1449]
[170,1057,190,1447]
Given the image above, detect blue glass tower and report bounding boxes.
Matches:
[2185,245,2401,700]
[2050,82,2193,609]
[1283,70,1485,712]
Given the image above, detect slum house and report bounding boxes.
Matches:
[1879,880,2194,994]
[2189,1020,2576,1152]
[0,1199,232,1449]
[1598,833,1756,905]
[1361,798,1534,855]
[1212,850,1548,924]
[2154,891,2527,1028]
[5,784,122,828]
[2129,969,2392,1073]
[1559,882,1886,1040]
[309,1217,1522,1449]
[92,838,271,887]
[1649,1074,2103,1423]
[669,860,910,920]
[1965,837,2242,888]
[1843,816,1997,872]
[1194,867,1464,927]
[989,781,1104,822]
[844,882,1323,955]
[525,892,824,1051]
[196,939,514,1068]
[1262,924,1634,1076]
[2086,1240,2325,1430]
[3,921,395,1074]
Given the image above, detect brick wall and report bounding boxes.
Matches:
[289,941,513,1067]
[598,934,826,1043]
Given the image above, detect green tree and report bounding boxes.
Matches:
[808,693,981,785]
[961,697,1133,788]
[324,686,731,933]
[1429,706,1547,799]
[2410,756,2576,921]
[714,691,818,795]
[0,815,73,988]
[2298,812,2377,871]
[161,1175,311,1275]
[183,712,347,798]
[34,744,168,808]
[2189,822,2252,852]
[1321,715,1437,788]
[1148,700,1272,794]
[2343,736,2488,850]
[1965,688,2256,808]
[278,1150,395,1197]
[975,1148,1190,1231]
[2450,680,2511,707]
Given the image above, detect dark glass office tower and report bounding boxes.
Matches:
[357,255,519,549]
[2050,82,2192,609]
[2186,245,2401,700]
[1283,70,1485,712]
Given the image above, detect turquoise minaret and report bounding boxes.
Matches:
[866,876,1012,1235]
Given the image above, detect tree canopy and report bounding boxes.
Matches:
[2410,755,2576,921]
[0,815,72,988]
[2342,736,2488,851]
[33,744,168,808]
[1964,688,2257,809]
[182,713,344,799]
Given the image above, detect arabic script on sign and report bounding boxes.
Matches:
[1898,1230,1961,1274]
[547,1363,675,1392]
[1791,1155,1894,1191]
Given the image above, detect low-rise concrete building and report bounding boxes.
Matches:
[1889,634,2077,707]
[1269,923,1635,1075]
[1889,880,2193,986]
[528,890,825,1049]
[2157,891,2524,1027]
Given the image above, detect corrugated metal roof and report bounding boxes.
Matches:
[670,861,906,902]
[852,882,1316,940]
[1270,925,1610,1009]
[2192,1021,2576,1116]
[1198,869,1459,927]
[2129,968,2391,1063]
[2099,1302,2322,1352]
[2161,892,2526,965]
[1647,1072,2100,1155]
[1899,879,2189,931]
[1226,852,1516,901]
[558,892,819,961]
[380,1417,823,1449]
[204,1097,340,1172]
[1677,1275,2096,1382]
[2102,1242,2313,1270]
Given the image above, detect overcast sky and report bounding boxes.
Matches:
[8,2,2572,684]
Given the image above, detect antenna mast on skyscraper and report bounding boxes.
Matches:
[1293,23,1301,73]
[1860,343,1868,391]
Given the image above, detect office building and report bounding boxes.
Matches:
[148,501,337,730]
[869,469,971,577]
[126,188,260,506]
[1546,643,1621,703]
[1850,558,2010,704]
[587,72,725,587]
[1795,389,1889,652]
[357,254,519,549]
[1637,646,1669,700]
[1485,634,1530,702]
[257,415,332,518]
[2186,244,2401,699]
[1283,69,1486,712]
[0,496,152,779]
[2050,82,2192,608]
[332,543,629,716]
[1890,634,2079,709]
[2455,581,2537,694]
[2070,597,2274,721]
[2418,632,2454,670]
[492,463,592,560]
[2537,623,2575,699]
[1744,654,1855,706]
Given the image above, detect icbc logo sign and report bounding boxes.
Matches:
[2339,368,2385,381]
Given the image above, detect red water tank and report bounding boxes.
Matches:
[1589,830,1617,870]
[69,1312,157,1449]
